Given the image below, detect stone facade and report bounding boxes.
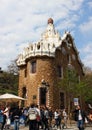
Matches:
[17,18,84,109]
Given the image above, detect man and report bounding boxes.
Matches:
[28,104,38,130]
[35,105,41,130]
[48,107,53,128]
[12,105,22,130]
[74,105,86,130]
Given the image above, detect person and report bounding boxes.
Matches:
[40,106,45,129]
[48,107,53,128]
[3,105,10,129]
[23,107,29,126]
[74,105,86,130]
[43,106,49,130]
[62,108,68,129]
[0,105,4,130]
[12,105,22,130]
[28,104,38,130]
[54,109,61,129]
[35,105,41,130]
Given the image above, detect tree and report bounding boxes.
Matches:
[59,65,92,115]
[79,74,92,104]
[7,60,19,75]
[0,71,18,95]
[0,60,19,95]
[58,68,79,115]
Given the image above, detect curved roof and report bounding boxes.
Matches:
[16,19,83,69]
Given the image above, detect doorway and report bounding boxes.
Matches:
[40,87,46,106]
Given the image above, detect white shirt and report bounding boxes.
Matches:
[78,110,82,120]
[54,111,59,119]
[4,107,9,118]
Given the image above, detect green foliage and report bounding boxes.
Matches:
[58,68,79,94]
[79,74,92,103]
[59,68,92,104]
[58,68,80,114]
[0,60,19,95]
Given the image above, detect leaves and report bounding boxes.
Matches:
[59,68,92,104]
[58,68,79,94]
[0,60,19,95]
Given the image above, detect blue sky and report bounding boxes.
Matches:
[0,0,92,70]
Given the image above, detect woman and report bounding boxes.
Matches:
[3,105,10,129]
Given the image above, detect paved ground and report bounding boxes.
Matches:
[18,124,92,130]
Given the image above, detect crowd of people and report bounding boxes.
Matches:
[0,103,68,130]
[21,104,68,130]
[0,103,92,130]
[0,104,22,130]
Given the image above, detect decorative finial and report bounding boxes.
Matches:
[48,18,53,24]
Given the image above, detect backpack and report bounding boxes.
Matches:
[28,108,37,120]
[44,110,49,119]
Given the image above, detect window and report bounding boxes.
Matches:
[60,92,65,109]
[57,65,63,78]
[72,54,76,60]
[31,61,36,73]
[37,42,40,49]
[67,54,71,64]
[62,47,66,55]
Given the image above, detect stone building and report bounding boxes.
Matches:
[17,18,84,109]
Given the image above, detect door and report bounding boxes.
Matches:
[40,87,46,106]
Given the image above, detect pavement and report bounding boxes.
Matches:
[18,124,92,130]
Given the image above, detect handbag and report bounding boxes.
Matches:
[36,115,40,121]
[85,117,88,124]
[6,118,11,125]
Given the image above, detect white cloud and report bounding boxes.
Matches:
[88,1,92,8]
[82,55,92,68]
[80,44,92,53]
[79,17,92,34]
[79,42,92,68]
[0,0,88,70]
